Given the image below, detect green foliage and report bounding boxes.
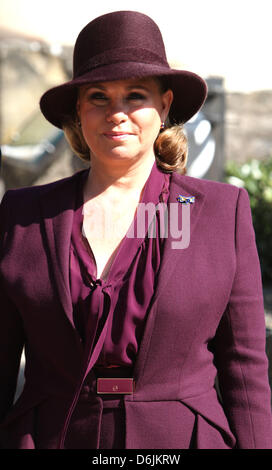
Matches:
[224,157,272,286]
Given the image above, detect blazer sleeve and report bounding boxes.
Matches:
[212,187,272,448]
[0,191,25,422]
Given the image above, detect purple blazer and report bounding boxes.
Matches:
[0,168,271,449]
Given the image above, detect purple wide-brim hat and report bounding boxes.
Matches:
[40,11,208,129]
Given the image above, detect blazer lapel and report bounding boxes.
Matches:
[132,172,206,385]
[39,170,89,329]
[154,172,206,301]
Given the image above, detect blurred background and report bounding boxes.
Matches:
[0,0,271,399]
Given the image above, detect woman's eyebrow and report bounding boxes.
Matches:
[83,84,107,91]
[127,84,150,91]
[80,83,150,95]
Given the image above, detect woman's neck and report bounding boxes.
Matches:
[83,155,156,204]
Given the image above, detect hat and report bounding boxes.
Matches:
[40,11,208,129]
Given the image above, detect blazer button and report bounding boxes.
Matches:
[89,280,96,290]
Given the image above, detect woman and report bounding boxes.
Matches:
[0,10,271,449]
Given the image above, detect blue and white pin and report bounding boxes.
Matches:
[176,194,195,204]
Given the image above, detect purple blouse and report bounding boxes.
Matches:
[69,161,170,367]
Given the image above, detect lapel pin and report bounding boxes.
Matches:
[176,195,195,204]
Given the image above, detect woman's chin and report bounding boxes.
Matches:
[101,149,146,164]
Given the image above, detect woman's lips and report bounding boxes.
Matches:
[103,132,134,141]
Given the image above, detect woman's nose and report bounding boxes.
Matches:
[105,99,128,124]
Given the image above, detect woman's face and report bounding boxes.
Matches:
[76,77,173,166]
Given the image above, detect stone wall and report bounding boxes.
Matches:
[225,91,272,164]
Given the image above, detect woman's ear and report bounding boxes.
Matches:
[161,89,173,122]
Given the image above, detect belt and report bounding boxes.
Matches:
[97,377,134,395]
[94,366,135,395]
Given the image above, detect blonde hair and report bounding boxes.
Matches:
[154,121,188,174]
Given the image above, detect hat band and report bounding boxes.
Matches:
[74,47,169,78]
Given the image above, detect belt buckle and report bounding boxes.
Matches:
[97,378,135,395]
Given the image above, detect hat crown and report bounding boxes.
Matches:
[73,11,169,79]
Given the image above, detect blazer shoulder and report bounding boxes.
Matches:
[0,169,88,208]
[172,172,244,205]
[174,172,240,194]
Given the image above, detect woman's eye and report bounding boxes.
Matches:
[88,92,108,104]
[127,92,146,101]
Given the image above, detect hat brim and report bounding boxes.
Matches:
[40,62,208,129]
